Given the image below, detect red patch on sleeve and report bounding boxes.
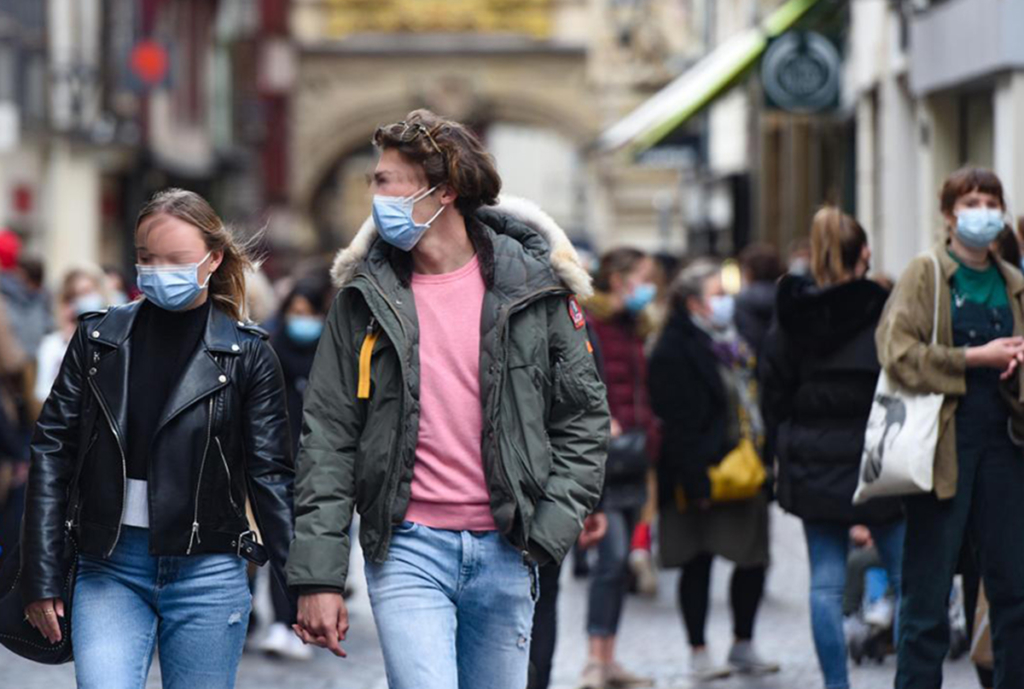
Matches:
[568,296,586,330]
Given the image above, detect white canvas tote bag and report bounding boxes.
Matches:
[853,252,943,505]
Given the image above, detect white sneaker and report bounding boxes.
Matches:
[689,648,731,681]
[863,596,895,628]
[629,549,659,598]
[727,641,780,675]
[258,622,314,661]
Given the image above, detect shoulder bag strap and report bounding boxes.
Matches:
[928,251,943,346]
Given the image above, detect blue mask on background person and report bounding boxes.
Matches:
[955,208,1005,249]
[136,252,213,312]
[624,283,656,313]
[708,294,735,329]
[73,292,106,316]
[372,185,446,252]
[287,315,324,345]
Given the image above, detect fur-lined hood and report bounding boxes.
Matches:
[330,196,593,298]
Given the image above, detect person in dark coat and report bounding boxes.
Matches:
[575,247,658,689]
[734,243,783,357]
[649,259,777,681]
[760,206,904,689]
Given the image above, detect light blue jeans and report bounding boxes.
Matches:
[365,521,538,689]
[72,526,251,689]
[803,520,905,689]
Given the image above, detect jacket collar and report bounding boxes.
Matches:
[933,242,1024,297]
[88,299,244,355]
[86,300,239,443]
[330,195,593,299]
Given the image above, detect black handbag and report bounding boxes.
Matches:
[604,339,651,481]
[0,532,77,664]
[0,372,97,664]
[604,428,648,480]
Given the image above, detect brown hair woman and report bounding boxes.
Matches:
[877,167,1024,687]
[20,188,294,687]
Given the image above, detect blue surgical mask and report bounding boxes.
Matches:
[955,208,1005,249]
[73,292,105,316]
[708,294,735,329]
[625,283,656,313]
[286,316,324,345]
[371,186,446,252]
[136,252,213,312]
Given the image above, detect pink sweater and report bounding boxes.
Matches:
[405,255,497,531]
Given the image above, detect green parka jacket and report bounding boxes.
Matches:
[285,197,610,591]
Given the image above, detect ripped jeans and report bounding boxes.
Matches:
[365,521,538,689]
[73,526,251,689]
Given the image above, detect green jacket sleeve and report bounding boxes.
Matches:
[876,255,967,396]
[530,297,609,564]
[285,291,365,591]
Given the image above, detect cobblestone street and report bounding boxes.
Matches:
[1,508,976,689]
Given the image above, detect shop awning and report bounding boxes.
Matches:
[596,0,821,154]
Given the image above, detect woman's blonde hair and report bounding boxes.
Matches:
[135,188,258,321]
[809,206,868,287]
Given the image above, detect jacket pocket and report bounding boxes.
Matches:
[554,356,604,410]
[509,440,546,499]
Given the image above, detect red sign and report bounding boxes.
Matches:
[130,41,169,85]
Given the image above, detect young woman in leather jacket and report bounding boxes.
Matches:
[20,188,295,688]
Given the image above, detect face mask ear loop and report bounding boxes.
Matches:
[198,251,215,290]
[423,204,446,228]
[411,185,440,204]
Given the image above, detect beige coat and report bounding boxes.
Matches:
[876,244,1024,500]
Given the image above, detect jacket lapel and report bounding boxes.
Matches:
[155,306,240,433]
[87,302,143,444]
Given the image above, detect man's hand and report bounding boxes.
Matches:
[578,512,608,549]
[293,592,349,658]
[24,598,65,644]
[610,418,623,439]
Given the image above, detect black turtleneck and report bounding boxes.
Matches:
[127,299,211,480]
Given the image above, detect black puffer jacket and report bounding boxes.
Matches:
[760,276,902,525]
[21,302,295,605]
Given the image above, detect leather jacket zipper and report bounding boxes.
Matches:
[88,377,128,557]
[215,436,241,515]
[187,397,215,554]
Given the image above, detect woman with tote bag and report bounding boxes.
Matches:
[876,167,1024,688]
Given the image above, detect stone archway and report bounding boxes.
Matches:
[290,46,601,246]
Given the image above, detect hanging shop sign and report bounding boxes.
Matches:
[761,31,841,114]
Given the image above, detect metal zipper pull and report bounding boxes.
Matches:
[187,521,201,554]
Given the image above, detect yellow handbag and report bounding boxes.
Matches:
[675,363,767,511]
[708,438,766,502]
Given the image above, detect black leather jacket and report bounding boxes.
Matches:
[21,301,295,606]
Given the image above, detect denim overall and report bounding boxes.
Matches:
[897,295,1024,689]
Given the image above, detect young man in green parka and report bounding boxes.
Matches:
[286,109,610,688]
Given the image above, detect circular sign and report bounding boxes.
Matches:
[761,32,841,114]
[130,41,169,86]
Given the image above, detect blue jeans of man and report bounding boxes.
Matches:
[803,520,905,689]
[72,526,252,689]
[365,521,538,689]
